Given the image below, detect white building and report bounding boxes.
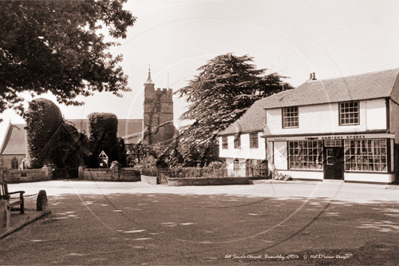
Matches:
[218,89,270,177]
[219,68,399,183]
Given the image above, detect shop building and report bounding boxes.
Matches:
[263,69,399,183]
[218,90,272,176]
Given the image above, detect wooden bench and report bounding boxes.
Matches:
[0,181,25,214]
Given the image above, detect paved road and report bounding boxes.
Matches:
[1,180,399,265]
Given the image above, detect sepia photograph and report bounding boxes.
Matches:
[1,0,399,265]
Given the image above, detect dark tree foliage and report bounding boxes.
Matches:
[175,53,294,161]
[0,0,135,121]
[25,98,64,168]
[150,133,218,168]
[112,137,127,167]
[88,112,125,167]
[57,121,91,168]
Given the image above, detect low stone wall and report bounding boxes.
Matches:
[2,166,53,183]
[118,168,141,182]
[167,177,252,186]
[141,175,158,185]
[79,167,140,182]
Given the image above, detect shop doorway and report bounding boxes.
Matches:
[323,146,344,180]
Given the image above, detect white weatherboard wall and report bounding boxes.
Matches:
[265,99,387,136]
[344,173,395,183]
[277,170,323,180]
[219,133,265,160]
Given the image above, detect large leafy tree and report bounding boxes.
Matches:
[175,53,293,163]
[0,0,135,120]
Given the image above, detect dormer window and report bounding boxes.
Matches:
[339,101,359,125]
[282,107,298,128]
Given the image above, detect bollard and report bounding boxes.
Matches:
[0,199,10,233]
[36,190,48,211]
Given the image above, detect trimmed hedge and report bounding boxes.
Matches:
[87,112,126,167]
[163,164,228,179]
[25,98,64,168]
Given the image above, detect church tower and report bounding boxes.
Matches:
[143,68,175,144]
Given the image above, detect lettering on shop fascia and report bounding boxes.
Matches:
[320,135,365,140]
[308,135,366,140]
[267,134,384,142]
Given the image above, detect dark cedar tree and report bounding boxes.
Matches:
[175,53,293,162]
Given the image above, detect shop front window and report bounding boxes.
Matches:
[344,139,387,172]
[289,141,323,170]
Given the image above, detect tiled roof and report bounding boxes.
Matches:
[1,119,144,155]
[122,132,143,144]
[219,68,399,136]
[67,119,143,138]
[0,124,27,155]
[218,92,289,136]
[260,68,399,109]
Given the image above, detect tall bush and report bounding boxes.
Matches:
[25,98,64,168]
[87,112,126,167]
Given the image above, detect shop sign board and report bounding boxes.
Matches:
[267,133,395,142]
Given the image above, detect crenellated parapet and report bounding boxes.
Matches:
[142,68,176,144]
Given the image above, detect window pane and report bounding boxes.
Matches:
[344,139,387,172]
[283,107,299,128]
[340,101,359,125]
[288,141,323,170]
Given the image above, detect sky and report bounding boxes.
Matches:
[2,0,399,142]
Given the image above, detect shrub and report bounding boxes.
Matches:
[87,112,123,167]
[165,163,228,179]
[25,98,64,168]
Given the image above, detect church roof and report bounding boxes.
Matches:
[0,123,27,155]
[0,119,143,156]
[122,132,143,144]
[67,119,143,137]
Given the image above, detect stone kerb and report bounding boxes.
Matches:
[166,177,252,186]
